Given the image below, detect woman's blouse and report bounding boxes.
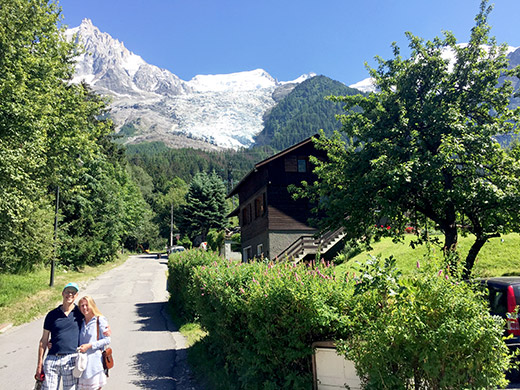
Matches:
[78,315,111,379]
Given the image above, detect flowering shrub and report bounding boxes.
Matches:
[168,250,511,390]
[338,256,511,390]
[167,249,218,321]
[168,251,354,389]
[191,258,354,389]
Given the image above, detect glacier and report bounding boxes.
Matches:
[66,19,314,150]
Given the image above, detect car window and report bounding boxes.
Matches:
[489,287,508,316]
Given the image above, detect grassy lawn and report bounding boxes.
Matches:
[336,232,520,278]
[0,254,127,326]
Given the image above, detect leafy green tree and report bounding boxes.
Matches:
[0,0,77,271]
[127,164,154,202]
[153,177,188,242]
[179,171,228,243]
[299,1,520,278]
[0,0,159,271]
[120,175,159,251]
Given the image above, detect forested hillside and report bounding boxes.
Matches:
[254,75,365,151]
[126,142,274,189]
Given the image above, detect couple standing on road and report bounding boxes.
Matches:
[35,282,111,390]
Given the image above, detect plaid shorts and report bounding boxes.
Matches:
[42,354,77,390]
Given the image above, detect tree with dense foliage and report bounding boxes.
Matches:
[179,171,228,243]
[152,177,188,243]
[298,1,520,279]
[0,0,77,271]
[0,0,155,271]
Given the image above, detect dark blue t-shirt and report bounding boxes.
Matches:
[44,305,83,355]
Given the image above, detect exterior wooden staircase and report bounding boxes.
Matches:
[277,227,345,263]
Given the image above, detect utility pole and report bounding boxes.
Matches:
[170,202,174,248]
[227,163,235,207]
[50,185,59,287]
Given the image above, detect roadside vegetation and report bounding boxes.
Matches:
[0,254,127,326]
[167,249,513,390]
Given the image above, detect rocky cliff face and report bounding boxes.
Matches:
[66,19,313,150]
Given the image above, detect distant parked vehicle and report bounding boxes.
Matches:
[477,277,520,380]
[166,245,185,255]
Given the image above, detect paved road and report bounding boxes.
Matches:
[0,254,202,389]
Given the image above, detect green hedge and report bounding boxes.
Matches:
[167,251,511,390]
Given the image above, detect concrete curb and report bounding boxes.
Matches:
[0,323,13,334]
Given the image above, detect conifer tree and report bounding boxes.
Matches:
[179,172,228,243]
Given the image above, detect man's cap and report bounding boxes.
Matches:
[63,282,79,293]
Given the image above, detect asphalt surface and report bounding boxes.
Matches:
[0,254,202,389]
[1,254,519,389]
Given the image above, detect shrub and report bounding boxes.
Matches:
[337,256,511,390]
[206,229,225,252]
[168,250,512,390]
[167,249,217,321]
[191,258,354,389]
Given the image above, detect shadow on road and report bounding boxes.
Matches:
[131,349,184,389]
[135,302,177,332]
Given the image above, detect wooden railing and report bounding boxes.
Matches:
[277,227,345,262]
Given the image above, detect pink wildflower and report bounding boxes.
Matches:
[416,261,420,269]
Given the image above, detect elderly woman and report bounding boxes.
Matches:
[76,296,111,390]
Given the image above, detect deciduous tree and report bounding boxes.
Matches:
[299,0,520,278]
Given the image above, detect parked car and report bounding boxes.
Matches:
[477,277,520,380]
[166,245,185,255]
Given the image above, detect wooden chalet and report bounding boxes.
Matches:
[228,135,345,262]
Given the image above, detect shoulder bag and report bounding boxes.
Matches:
[97,317,114,374]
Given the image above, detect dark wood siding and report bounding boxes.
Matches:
[231,137,327,255]
[238,168,268,205]
[264,142,325,231]
[239,184,269,243]
[267,185,315,231]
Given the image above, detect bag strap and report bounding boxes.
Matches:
[96,317,100,341]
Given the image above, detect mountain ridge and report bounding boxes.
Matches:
[66,19,316,150]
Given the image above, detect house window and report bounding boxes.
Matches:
[242,208,248,226]
[285,156,297,172]
[254,194,266,218]
[257,244,263,257]
[242,203,252,226]
[297,156,307,172]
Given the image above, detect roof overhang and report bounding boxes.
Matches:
[226,134,320,198]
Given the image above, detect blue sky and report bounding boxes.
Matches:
[58,0,520,86]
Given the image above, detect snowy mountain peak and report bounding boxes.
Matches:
[349,77,376,93]
[65,20,313,149]
[188,69,277,92]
